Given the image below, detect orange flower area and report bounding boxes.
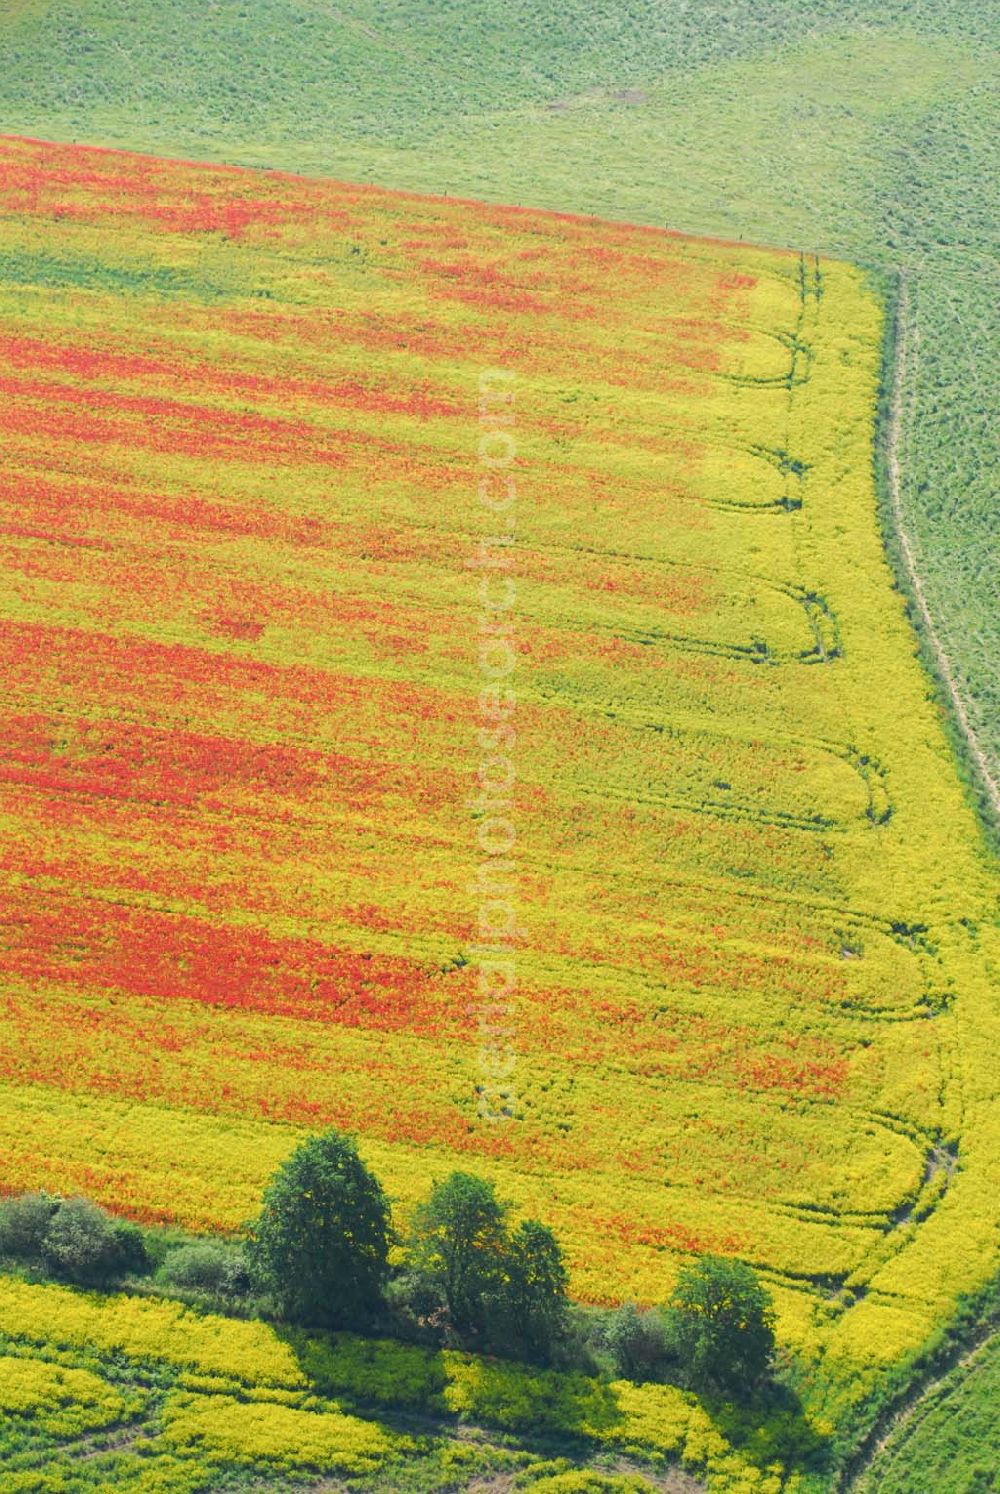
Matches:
[0,134,996,1375]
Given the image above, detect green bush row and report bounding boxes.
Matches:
[1,1128,776,1398]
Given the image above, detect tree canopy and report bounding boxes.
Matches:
[664,1254,775,1392]
[247,1129,391,1329]
[405,1171,569,1362]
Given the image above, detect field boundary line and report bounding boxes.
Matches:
[885,274,1000,825]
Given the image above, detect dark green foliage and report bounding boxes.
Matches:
[405,1173,570,1364]
[385,1266,452,1343]
[219,1254,253,1300]
[246,1129,391,1329]
[604,1302,672,1383]
[41,1198,126,1286]
[488,1220,570,1366]
[0,1192,58,1258]
[408,1172,508,1343]
[0,1193,150,1284]
[112,1222,152,1278]
[664,1255,775,1393]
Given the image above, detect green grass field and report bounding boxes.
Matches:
[0,0,997,811]
[855,1332,1000,1493]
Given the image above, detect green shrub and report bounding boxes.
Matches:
[0,1192,58,1259]
[160,1242,240,1293]
[113,1222,152,1278]
[42,1198,125,1286]
[386,1267,452,1342]
[604,1302,672,1382]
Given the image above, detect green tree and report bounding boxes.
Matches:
[404,1174,571,1362]
[247,1130,390,1329]
[408,1172,508,1342]
[490,1218,569,1364]
[664,1255,775,1393]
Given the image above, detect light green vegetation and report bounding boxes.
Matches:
[855,1332,1000,1493]
[0,0,997,806]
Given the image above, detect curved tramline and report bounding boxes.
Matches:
[0,134,996,1455]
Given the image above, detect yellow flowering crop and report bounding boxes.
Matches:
[0,132,995,1449]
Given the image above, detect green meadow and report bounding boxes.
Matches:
[856,1332,1000,1493]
